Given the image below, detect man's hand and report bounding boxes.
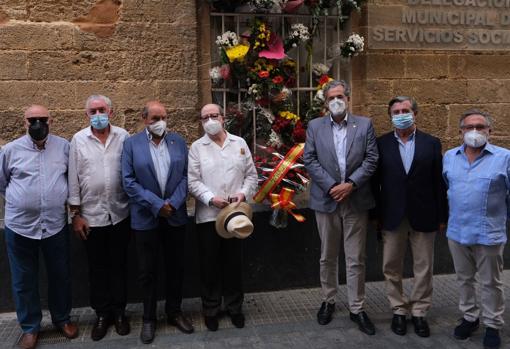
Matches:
[159,203,174,218]
[329,182,354,202]
[211,196,229,209]
[229,193,246,207]
[72,216,90,240]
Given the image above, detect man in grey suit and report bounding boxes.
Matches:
[304,80,379,335]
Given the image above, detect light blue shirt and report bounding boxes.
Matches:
[146,129,171,196]
[443,143,510,245]
[0,135,69,239]
[394,129,416,174]
[331,114,348,182]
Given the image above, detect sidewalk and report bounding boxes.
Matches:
[1,272,510,348]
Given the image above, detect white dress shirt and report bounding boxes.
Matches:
[0,135,69,239]
[188,132,258,224]
[331,114,348,182]
[68,125,129,227]
[145,129,171,196]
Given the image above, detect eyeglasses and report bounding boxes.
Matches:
[200,113,221,122]
[461,124,489,131]
[27,117,49,124]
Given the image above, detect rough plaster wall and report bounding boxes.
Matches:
[351,1,510,151]
[0,0,200,145]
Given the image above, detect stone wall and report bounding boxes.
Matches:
[0,0,200,145]
[352,0,510,150]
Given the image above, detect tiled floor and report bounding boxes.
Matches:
[2,272,510,348]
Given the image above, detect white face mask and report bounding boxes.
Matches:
[148,120,167,137]
[328,98,346,117]
[203,119,223,136]
[463,130,488,148]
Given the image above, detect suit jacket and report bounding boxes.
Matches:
[121,130,188,230]
[373,129,447,232]
[304,114,379,213]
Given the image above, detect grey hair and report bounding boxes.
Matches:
[85,95,113,111]
[388,96,418,115]
[323,80,351,98]
[459,109,492,128]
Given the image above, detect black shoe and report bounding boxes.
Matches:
[229,313,245,328]
[114,314,130,336]
[204,315,219,332]
[391,314,407,336]
[317,302,335,325]
[140,321,155,344]
[483,327,501,349]
[167,313,194,334]
[91,316,112,341]
[412,316,430,337]
[454,318,479,340]
[350,311,376,335]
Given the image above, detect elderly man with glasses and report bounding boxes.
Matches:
[443,109,510,349]
[0,105,78,349]
[188,103,258,331]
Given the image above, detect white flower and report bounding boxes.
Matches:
[314,89,325,102]
[312,63,330,76]
[248,84,261,97]
[215,31,239,48]
[209,66,222,84]
[268,129,283,148]
[288,23,310,42]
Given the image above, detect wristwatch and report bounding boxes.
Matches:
[346,179,357,188]
[69,209,81,219]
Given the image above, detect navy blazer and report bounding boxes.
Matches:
[121,130,188,230]
[373,129,447,232]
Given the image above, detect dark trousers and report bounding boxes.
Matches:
[5,226,71,333]
[197,222,243,317]
[134,219,186,322]
[83,218,131,318]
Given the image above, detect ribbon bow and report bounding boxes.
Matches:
[270,188,305,222]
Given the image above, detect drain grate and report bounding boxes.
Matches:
[14,315,79,347]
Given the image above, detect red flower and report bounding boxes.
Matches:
[220,64,231,80]
[258,70,270,78]
[319,74,330,86]
[272,75,284,84]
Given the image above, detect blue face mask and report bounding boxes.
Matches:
[391,112,414,130]
[90,113,109,130]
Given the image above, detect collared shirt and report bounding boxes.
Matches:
[188,132,258,224]
[145,129,171,196]
[330,114,349,182]
[443,143,510,245]
[68,125,129,227]
[0,135,69,239]
[394,129,416,174]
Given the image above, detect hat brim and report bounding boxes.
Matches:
[215,202,253,239]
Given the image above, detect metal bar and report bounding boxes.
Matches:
[211,12,342,18]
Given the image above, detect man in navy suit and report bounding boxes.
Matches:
[304,80,379,335]
[121,101,193,344]
[372,96,446,338]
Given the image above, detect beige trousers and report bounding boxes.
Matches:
[315,202,368,314]
[382,219,436,317]
[448,239,505,329]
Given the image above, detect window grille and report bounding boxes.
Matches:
[209,12,351,153]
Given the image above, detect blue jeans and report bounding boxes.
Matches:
[4,226,72,333]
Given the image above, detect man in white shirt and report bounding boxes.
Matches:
[68,95,131,341]
[0,105,78,349]
[188,103,258,331]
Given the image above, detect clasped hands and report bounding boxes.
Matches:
[329,182,354,202]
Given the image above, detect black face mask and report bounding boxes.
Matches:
[28,119,49,141]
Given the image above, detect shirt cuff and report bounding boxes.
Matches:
[201,192,215,206]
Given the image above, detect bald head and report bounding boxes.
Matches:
[200,104,223,117]
[24,105,51,143]
[142,100,167,127]
[25,105,49,119]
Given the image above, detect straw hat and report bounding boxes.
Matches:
[215,202,254,239]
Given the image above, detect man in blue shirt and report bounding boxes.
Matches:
[0,105,78,349]
[443,109,510,349]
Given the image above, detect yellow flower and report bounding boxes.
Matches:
[225,44,250,62]
[279,111,299,122]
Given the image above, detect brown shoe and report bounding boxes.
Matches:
[58,322,79,339]
[20,332,38,349]
[167,313,194,334]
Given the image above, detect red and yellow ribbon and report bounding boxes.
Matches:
[253,143,304,203]
[270,188,305,222]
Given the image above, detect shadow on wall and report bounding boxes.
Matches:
[0,209,509,313]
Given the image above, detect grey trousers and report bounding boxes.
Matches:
[315,202,368,314]
[448,239,505,329]
[382,219,436,317]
